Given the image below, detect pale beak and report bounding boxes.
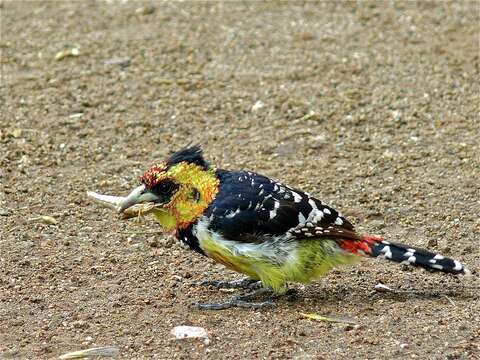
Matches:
[117,184,160,213]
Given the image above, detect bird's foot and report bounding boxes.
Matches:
[196,277,261,290]
[194,287,276,310]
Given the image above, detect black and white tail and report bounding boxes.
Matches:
[371,239,470,275]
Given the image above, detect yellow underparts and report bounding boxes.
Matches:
[200,237,358,293]
[151,208,177,231]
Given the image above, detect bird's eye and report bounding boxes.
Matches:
[156,181,173,193]
[150,180,179,202]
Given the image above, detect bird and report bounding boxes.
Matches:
[116,146,470,309]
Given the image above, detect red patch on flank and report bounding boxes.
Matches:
[339,234,384,255]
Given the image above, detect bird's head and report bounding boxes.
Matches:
[118,146,219,230]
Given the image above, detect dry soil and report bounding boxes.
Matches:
[1,1,479,359]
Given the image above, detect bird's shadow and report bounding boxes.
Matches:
[281,282,479,306]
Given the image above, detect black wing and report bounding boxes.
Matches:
[205,170,357,243]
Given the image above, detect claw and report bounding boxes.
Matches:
[193,287,276,310]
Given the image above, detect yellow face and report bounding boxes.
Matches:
[137,161,220,230]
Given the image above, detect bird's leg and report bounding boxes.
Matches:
[194,287,276,310]
[196,277,262,290]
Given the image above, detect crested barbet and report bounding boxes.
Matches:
[115,146,470,309]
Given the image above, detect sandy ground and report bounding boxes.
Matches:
[1,1,479,359]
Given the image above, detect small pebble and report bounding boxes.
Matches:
[104,58,131,67]
[135,5,155,15]
[0,208,12,216]
[251,100,265,112]
[171,325,208,340]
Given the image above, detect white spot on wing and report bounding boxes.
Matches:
[323,208,331,215]
[298,212,306,224]
[335,217,343,226]
[307,198,320,222]
[312,211,324,222]
[292,192,302,203]
[269,201,280,219]
[225,208,241,219]
[308,199,318,211]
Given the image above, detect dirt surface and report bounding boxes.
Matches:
[1,1,479,359]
